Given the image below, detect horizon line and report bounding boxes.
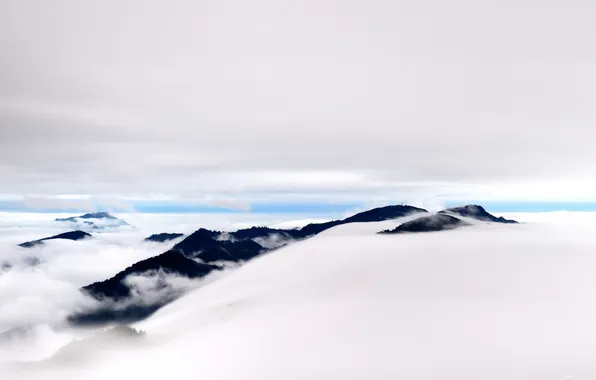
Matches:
[2,200,596,214]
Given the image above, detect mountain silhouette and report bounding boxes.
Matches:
[438,205,517,223]
[18,230,91,248]
[69,251,221,325]
[379,205,517,234]
[227,205,428,241]
[379,214,468,234]
[144,233,185,243]
[56,212,130,230]
[56,212,119,222]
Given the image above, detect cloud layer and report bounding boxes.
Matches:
[0,0,595,201]
[0,213,177,360]
[3,212,596,379]
[0,211,332,361]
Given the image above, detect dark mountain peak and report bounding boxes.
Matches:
[169,226,265,263]
[190,239,265,263]
[70,225,266,326]
[236,226,269,232]
[233,226,276,235]
[56,212,117,222]
[80,212,116,220]
[71,251,221,325]
[439,204,517,224]
[53,230,91,239]
[82,250,220,300]
[290,204,428,238]
[55,212,130,232]
[203,204,430,242]
[171,228,221,255]
[295,220,343,238]
[19,230,92,248]
[444,204,486,215]
[379,214,468,234]
[229,226,293,240]
[184,228,221,241]
[343,205,428,223]
[144,233,185,243]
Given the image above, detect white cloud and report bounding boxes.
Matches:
[0,214,177,361]
[0,211,341,361]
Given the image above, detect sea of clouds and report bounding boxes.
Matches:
[0,211,332,361]
[2,211,596,379]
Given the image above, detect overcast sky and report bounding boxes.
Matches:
[1,0,595,211]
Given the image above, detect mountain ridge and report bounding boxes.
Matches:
[55,212,130,231]
[439,205,517,224]
[70,203,516,326]
[144,233,185,243]
[18,230,92,248]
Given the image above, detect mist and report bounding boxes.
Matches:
[2,212,596,379]
[0,211,337,361]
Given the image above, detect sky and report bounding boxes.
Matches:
[1,0,595,213]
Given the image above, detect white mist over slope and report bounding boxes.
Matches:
[0,211,339,361]
[0,215,165,361]
[2,213,596,379]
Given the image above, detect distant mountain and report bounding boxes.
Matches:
[72,228,266,325]
[144,233,185,243]
[171,228,265,263]
[56,212,117,221]
[226,227,295,249]
[228,226,294,241]
[82,250,220,300]
[343,205,427,223]
[379,205,517,234]
[438,205,517,224]
[293,205,428,238]
[187,239,264,263]
[225,205,429,242]
[69,251,221,325]
[170,228,221,254]
[56,212,130,231]
[379,214,468,234]
[292,220,343,239]
[18,230,91,248]
[225,223,329,242]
